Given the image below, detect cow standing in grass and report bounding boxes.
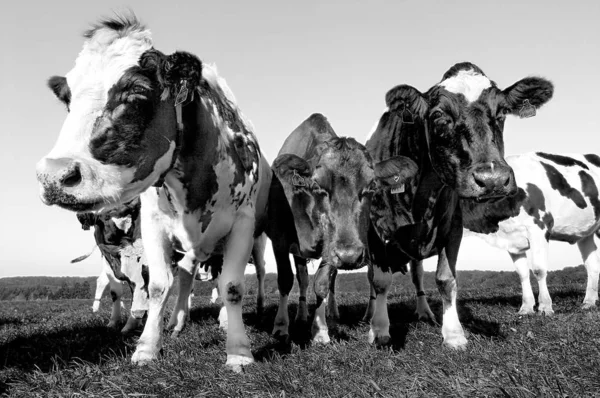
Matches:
[36,15,270,370]
[363,62,553,348]
[463,152,600,315]
[268,113,417,343]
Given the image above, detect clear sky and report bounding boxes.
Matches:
[1,0,599,277]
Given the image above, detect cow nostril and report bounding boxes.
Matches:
[473,173,486,188]
[61,164,82,187]
[503,175,511,187]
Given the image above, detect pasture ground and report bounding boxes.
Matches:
[1,272,599,397]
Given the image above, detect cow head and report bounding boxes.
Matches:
[76,197,149,316]
[36,15,202,213]
[274,137,417,269]
[385,62,553,200]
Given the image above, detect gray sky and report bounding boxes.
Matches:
[1,0,599,277]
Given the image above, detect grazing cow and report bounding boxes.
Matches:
[364,62,553,348]
[74,198,148,334]
[267,113,417,343]
[463,152,600,315]
[36,15,270,370]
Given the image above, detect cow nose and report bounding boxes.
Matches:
[37,157,82,188]
[472,162,513,195]
[334,245,364,265]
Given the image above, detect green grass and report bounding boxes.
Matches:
[1,279,600,397]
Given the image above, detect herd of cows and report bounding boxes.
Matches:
[34,15,600,371]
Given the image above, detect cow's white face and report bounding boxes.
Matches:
[36,22,179,213]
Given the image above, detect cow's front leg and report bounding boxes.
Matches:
[168,253,198,337]
[577,234,599,309]
[294,256,309,324]
[362,279,376,323]
[411,260,436,323]
[510,252,535,315]
[132,195,174,365]
[107,269,124,329]
[221,215,255,372]
[272,242,294,341]
[527,229,553,315]
[93,269,109,313]
[252,233,267,316]
[312,261,332,344]
[327,267,340,319]
[436,226,467,350]
[368,262,393,346]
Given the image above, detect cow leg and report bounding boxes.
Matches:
[168,254,198,337]
[527,230,553,315]
[411,260,436,323]
[312,261,332,344]
[510,252,535,315]
[368,262,392,346]
[577,234,600,309]
[220,216,255,371]
[436,226,467,350]
[131,195,174,365]
[93,270,109,313]
[252,233,267,316]
[273,248,294,341]
[362,280,376,323]
[327,267,340,319]
[294,256,309,324]
[211,284,220,304]
[107,271,123,329]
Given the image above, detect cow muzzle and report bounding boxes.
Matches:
[467,161,516,200]
[333,244,366,269]
[36,157,97,211]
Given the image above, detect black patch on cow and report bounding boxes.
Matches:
[584,154,600,168]
[47,76,71,110]
[540,162,587,209]
[441,62,488,80]
[140,265,150,295]
[579,170,600,220]
[225,282,243,304]
[536,152,589,170]
[199,210,213,233]
[522,183,547,229]
[110,291,118,302]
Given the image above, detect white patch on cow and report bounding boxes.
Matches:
[365,107,389,141]
[112,216,132,233]
[439,69,491,103]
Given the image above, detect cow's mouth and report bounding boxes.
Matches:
[41,183,104,212]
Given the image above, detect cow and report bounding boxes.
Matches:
[363,62,553,349]
[267,113,417,343]
[73,198,148,334]
[36,14,270,371]
[462,152,600,315]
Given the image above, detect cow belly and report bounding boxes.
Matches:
[550,210,600,242]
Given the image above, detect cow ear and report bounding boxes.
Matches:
[385,85,428,122]
[503,77,554,118]
[76,213,96,231]
[163,51,203,101]
[374,156,418,188]
[47,76,71,108]
[272,154,316,190]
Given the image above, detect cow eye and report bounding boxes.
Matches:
[496,107,509,121]
[431,110,444,120]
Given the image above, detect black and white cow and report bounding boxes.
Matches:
[364,62,553,348]
[267,113,417,343]
[74,198,148,334]
[36,15,270,370]
[463,152,600,315]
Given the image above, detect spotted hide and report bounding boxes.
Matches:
[267,113,417,343]
[463,152,600,315]
[74,197,147,335]
[37,14,270,371]
[363,62,553,349]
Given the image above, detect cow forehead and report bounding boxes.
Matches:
[66,26,153,102]
[438,69,492,103]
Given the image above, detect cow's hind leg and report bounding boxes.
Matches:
[362,277,376,323]
[107,270,124,329]
[168,254,198,338]
[510,252,536,315]
[294,256,309,324]
[368,262,393,346]
[578,234,600,309]
[527,230,553,315]
[252,233,267,316]
[93,270,109,313]
[272,247,294,341]
[327,267,340,319]
[411,260,436,323]
[312,261,332,343]
[220,216,255,371]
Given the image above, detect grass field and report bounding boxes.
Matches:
[1,272,600,397]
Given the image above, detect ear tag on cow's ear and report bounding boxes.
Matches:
[390,175,405,194]
[292,170,307,187]
[174,81,189,107]
[519,99,536,119]
[397,103,414,124]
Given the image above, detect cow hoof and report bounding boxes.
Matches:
[131,310,146,319]
[273,330,290,344]
[581,302,597,310]
[294,315,308,325]
[312,330,330,344]
[171,329,182,338]
[226,355,254,373]
[375,335,391,347]
[538,306,554,316]
[107,321,119,329]
[131,350,157,366]
[517,306,535,316]
[443,335,468,350]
